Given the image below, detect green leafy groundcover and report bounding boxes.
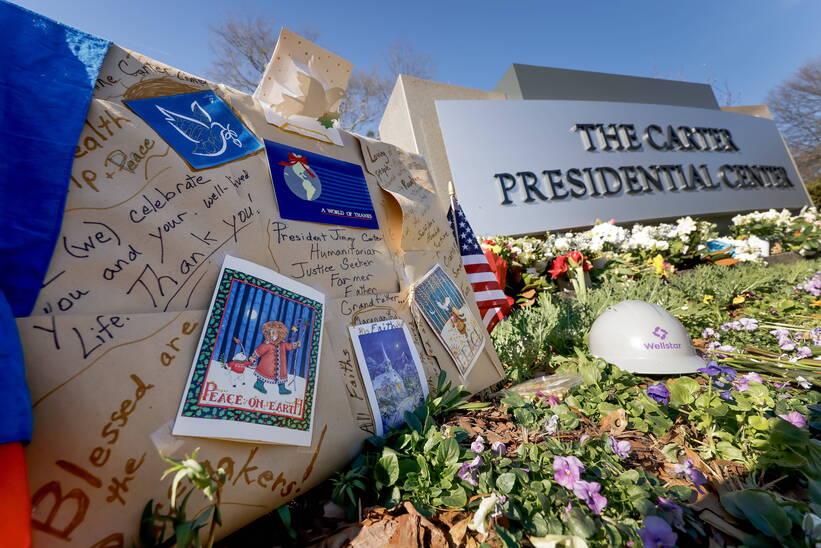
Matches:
[330,258,821,547]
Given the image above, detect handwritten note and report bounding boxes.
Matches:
[266,218,398,298]
[18,310,366,546]
[35,97,274,316]
[359,138,455,253]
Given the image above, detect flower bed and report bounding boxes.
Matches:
[213,257,820,548]
[483,208,820,305]
[165,212,821,548]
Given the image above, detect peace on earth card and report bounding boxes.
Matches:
[173,256,325,447]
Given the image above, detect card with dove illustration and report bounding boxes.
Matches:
[265,140,379,229]
[412,264,484,376]
[254,29,353,146]
[125,90,263,170]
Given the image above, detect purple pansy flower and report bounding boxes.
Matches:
[738,317,759,331]
[672,459,708,494]
[716,344,738,354]
[796,346,813,359]
[779,411,807,428]
[647,383,670,405]
[796,274,821,296]
[656,496,684,530]
[779,338,797,351]
[572,480,608,514]
[719,390,733,401]
[720,320,743,331]
[609,437,632,459]
[718,365,736,378]
[733,372,763,392]
[545,415,559,435]
[470,435,485,453]
[698,361,722,376]
[457,455,482,486]
[797,376,812,389]
[700,362,738,391]
[491,440,506,458]
[744,372,763,384]
[638,516,678,548]
[773,380,791,389]
[552,455,584,489]
[701,327,718,339]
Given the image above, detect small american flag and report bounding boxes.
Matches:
[447,194,511,332]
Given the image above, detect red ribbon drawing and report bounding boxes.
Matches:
[278,152,316,177]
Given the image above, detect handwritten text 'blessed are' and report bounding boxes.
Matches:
[494,123,797,206]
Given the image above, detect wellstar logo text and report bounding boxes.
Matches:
[643,341,682,350]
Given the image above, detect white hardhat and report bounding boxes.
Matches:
[589,300,705,374]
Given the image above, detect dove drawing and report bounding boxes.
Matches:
[125,89,263,170]
[260,57,346,120]
[156,100,242,157]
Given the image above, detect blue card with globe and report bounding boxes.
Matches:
[265,140,379,229]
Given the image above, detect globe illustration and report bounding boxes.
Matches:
[283,163,322,201]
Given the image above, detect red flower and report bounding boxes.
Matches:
[567,250,593,271]
[549,255,569,279]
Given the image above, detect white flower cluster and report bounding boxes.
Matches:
[731,208,794,227]
[484,208,817,274]
[539,217,713,258]
[505,237,550,274]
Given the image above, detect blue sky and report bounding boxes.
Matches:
[13,0,821,105]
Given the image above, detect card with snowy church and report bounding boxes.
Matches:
[173,255,325,446]
[349,320,428,436]
[412,264,484,376]
[265,139,379,229]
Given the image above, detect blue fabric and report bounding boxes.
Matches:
[125,90,263,170]
[0,294,31,444]
[0,1,109,443]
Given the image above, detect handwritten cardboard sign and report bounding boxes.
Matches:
[20,39,504,545]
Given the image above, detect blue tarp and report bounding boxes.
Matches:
[0,0,109,443]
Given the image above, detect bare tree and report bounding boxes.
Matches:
[768,57,821,181]
[208,16,277,93]
[339,41,434,135]
[709,79,742,107]
[207,18,434,135]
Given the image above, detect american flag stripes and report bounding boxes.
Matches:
[447,194,511,332]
